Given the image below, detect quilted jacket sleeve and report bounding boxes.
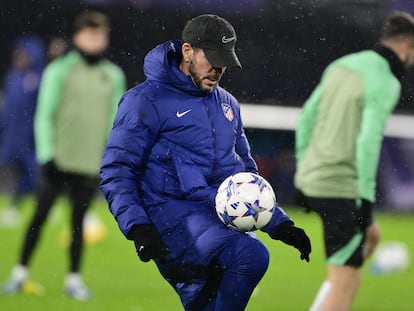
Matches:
[100,89,161,239]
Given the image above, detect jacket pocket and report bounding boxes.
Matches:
[173,154,209,195]
[162,158,185,197]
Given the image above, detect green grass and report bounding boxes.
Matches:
[0,196,413,310]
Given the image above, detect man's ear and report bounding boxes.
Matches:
[401,36,412,49]
[182,43,194,63]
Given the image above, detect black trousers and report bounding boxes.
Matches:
[19,162,98,273]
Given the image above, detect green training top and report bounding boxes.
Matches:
[295,50,401,202]
[35,50,126,176]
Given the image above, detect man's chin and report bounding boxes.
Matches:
[190,76,217,93]
[200,82,218,93]
[200,86,215,93]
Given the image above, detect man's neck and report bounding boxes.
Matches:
[179,60,190,75]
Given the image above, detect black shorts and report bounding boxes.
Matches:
[299,194,367,267]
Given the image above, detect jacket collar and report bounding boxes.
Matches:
[373,44,405,80]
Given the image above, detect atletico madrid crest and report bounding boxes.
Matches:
[221,103,234,121]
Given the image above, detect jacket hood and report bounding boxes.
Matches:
[143,40,210,97]
[13,35,46,72]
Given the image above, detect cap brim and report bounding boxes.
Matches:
[203,48,242,69]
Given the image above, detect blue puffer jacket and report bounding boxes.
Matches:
[100,40,290,237]
[0,35,45,162]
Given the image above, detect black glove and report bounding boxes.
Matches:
[269,221,312,262]
[128,224,169,262]
[357,199,373,229]
[42,161,60,177]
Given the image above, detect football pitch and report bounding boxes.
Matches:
[0,195,413,311]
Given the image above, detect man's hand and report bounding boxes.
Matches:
[363,221,381,259]
[128,224,169,262]
[269,221,312,262]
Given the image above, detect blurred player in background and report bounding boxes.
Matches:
[0,36,45,227]
[295,11,414,311]
[100,14,311,310]
[2,10,126,300]
[46,37,67,62]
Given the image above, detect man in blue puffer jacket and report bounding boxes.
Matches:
[0,35,45,226]
[100,14,311,310]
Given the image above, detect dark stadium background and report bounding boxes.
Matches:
[1,0,413,208]
[3,0,411,108]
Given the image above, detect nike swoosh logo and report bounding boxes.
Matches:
[222,36,235,44]
[176,109,192,118]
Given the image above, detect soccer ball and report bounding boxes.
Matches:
[370,241,410,274]
[215,172,276,232]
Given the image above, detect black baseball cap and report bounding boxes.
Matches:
[182,14,242,68]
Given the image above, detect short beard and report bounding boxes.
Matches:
[189,61,217,93]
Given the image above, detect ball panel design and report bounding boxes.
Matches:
[215,172,276,232]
